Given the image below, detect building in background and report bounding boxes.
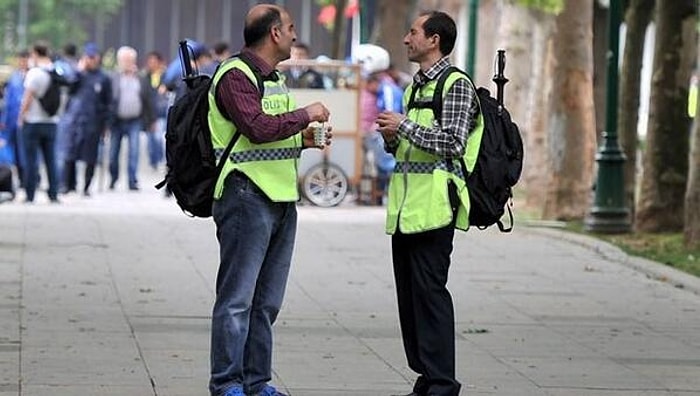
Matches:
[86,0,336,65]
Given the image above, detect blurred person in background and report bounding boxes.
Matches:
[61,43,112,197]
[144,50,168,171]
[108,46,155,191]
[365,70,402,204]
[18,41,61,203]
[282,42,325,89]
[0,50,30,188]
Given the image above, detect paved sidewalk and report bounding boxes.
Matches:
[1,183,700,396]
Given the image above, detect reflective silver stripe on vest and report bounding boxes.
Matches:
[395,161,464,179]
[265,85,289,95]
[215,147,302,163]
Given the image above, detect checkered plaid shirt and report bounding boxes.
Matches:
[391,57,478,159]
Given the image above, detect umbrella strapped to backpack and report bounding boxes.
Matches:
[493,49,509,115]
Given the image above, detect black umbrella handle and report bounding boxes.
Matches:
[492,49,509,111]
[179,40,197,88]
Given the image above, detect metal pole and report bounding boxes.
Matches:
[18,0,28,49]
[584,0,631,233]
[466,0,479,77]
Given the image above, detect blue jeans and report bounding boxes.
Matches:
[23,122,58,201]
[146,117,165,168]
[109,118,142,188]
[209,172,297,396]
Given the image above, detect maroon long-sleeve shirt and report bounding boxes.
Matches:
[215,48,310,144]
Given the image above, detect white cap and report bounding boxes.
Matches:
[353,44,390,76]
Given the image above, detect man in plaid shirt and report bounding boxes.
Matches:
[376,10,479,396]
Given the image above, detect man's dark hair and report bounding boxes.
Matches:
[63,43,77,58]
[212,41,230,56]
[421,11,457,57]
[32,41,50,58]
[17,50,30,58]
[244,7,283,48]
[147,50,164,62]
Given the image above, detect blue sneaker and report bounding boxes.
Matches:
[223,385,246,396]
[257,385,288,396]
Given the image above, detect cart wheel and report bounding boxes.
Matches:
[301,163,348,207]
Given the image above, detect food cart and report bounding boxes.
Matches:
[281,59,364,207]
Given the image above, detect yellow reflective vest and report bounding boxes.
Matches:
[386,70,484,234]
[208,57,302,202]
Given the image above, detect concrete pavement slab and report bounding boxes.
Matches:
[2,181,700,395]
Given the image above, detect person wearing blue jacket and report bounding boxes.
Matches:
[367,71,402,203]
[0,50,30,187]
[61,43,112,196]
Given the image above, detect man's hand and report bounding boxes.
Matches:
[376,111,405,142]
[302,125,333,149]
[303,102,330,123]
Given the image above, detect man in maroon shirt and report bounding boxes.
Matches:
[207,4,330,396]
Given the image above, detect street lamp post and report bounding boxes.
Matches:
[584,0,631,233]
[467,0,479,77]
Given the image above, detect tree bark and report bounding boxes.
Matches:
[330,0,349,60]
[495,1,550,215]
[542,0,597,220]
[686,101,700,248]
[592,1,608,143]
[374,0,416,74]
[619,0,654,223]
[684,7,700,249]
[523,11,555,214]
[635,0,696,232]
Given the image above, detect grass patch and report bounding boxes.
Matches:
[566,223,700,278]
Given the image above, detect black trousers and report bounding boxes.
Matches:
[392,187,461,396]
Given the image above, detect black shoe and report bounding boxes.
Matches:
[391,393,420,396]
[83,190,91,197]
[109,181,116,190]
[49,197,60,204]
[128,185,140,191]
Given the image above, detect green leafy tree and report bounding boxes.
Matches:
[515,0,563,14]
[1,0,122,59]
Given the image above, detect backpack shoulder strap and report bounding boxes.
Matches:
[212,53,266,121]
[236,52,265,94]
[432,66,468,125]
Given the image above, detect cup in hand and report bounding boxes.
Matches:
[313,124,327,148]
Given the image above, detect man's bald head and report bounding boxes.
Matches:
[244,4,284,48]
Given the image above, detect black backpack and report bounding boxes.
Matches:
[427,66,524,232]
[38,68,67,116]
[155,54,264,218]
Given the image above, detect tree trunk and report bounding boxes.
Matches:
[618,0,654,225]
[523,12,555,214]
[684,6,700,249]
[496,1,534,138]
[331,0,349,60]
[592,1,608,144]
[495,1,548,215]
[542,0,597,220]
[635,0,696,232]
[374,0,416,74]
[686,101,700,248]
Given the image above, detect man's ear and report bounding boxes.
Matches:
[430,35,439,50]
[270,25,281,44]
